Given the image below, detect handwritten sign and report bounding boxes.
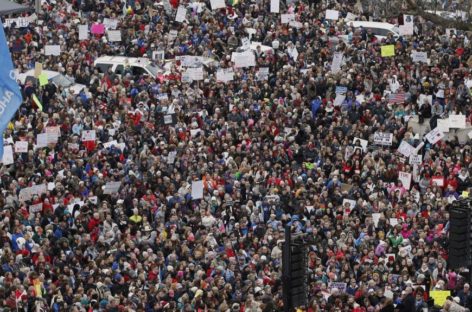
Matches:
[15,141,28,153]
[425,127,444,145]
[373,132,393,146]
[397,141,415,157]
[381,45,395,57]
[430,290,450,307]
[398,171,412,189]
[44,45,61,56]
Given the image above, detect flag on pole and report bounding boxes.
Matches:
[32,94,43,111]
[0,21,22,159]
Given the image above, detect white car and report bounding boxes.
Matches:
[94,56,168,78]
[17,69,85,94]
[341,21,400,42]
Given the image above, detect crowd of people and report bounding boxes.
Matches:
[0,0,472,311]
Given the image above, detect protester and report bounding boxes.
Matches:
[0,0,471,311]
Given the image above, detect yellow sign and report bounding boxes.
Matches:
[34,62,42,78]
[381,45,395,57]
[38,73,48,87]
[430,290,450,307]
[462,191,469,198]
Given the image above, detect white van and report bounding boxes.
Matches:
[93,56,167,78]
[343,21,400,41]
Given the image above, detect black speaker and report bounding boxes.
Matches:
[448,201,472,269]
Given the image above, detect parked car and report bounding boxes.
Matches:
[17,69,85,94]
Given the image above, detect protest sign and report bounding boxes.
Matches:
[44,45,61,56]
[409,154,422,166]
[397,141,415,157]
[411,51,427,63]
[81,130,96,141]
[448,114,466,129]
[36,133,48,148]
[103,181,121,194]
[90,23,105,34]
[1,145,13,165]
[34,62,42,78]
[425,127,444,145]
[281,14,295,24]
[14,141,28,153]
[175,6,187,22]
[29,203,43,213]
[232,51,256,68]
[270,0,279,13]
[103,18,118,29]
[216,69,234,82]
[191,180,204,199]
[437,119,449,133]
[430,291,450,307]
[107,30,122,42]
[325,10,339,20]
[331,52,343,73]
[398,171,412,189]
[381,45,395,57]
[210,0,225,10]
[373,132,393,146]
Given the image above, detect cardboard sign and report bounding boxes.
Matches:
[34,62,43,78]
[373,132,393,146]
[331,52,343,73]
[381,45,395,57]
[175,6,187,23]
[232,51,256,68]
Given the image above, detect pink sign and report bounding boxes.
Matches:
[90,23,105,35]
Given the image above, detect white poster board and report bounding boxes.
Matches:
[44,45,61,56]
[78,25,89,40]
[448,114,466,129]
[81,130,96,141]
[2,145,13,165]
[210,0,225,10]
[232,51,256,68]
[107,30,122,42]
[397,141,415,157]
[331,52,343,73]
[103,181,121,194]
[175,6,187,22]
[326,9,339,20]
[191,180,204,199]
[373,132,393,146]
[270,0,279,13]
[425,127,445,145]
[14,141,28,153]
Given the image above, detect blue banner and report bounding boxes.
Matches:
[0,23,22,159]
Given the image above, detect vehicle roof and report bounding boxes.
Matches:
[346,21,396,29]
[94,56,151,66]
[17,69,61,84]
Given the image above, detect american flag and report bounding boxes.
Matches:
[388,92,406,104]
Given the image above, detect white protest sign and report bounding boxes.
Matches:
[437,119,449,133]
[353,137,368,152]
[216,69,234,82]
[288,21,303,28]
[270,0,279,13]
[78,25,89,40]
[4,17,30,28]
[167,151,177,164]
[345,12,357,21]
[425,127,444,145]
[103,18,118,29]
[44,45,61,56]
[81,130,96,141]
[326,9,339,20]
[29,203,43,213]
[19,184,47,202]
[397,141,415,157]
[449,114,466,129]
[185,67,204,81]
[232,51,256,68]
[175,6,187,23]
[281,14,295,24]
[153,50,165,61]
[399,171,412,189]
[2,145,13,165]
[372,213,381,227]
[411,51,427,63]
[103,181,121,194]
[399,24,413,36]
[257,67,269,81]
[14,141,28,153]
[333,94,345,106]
[331,52,343,73]
[210,0,225,10]
[241,37,251,51]
[191,180,204,199]
[36,133,48,148]
[373,132,393,146]
[409,154,422,166]
[107,30,122,42]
